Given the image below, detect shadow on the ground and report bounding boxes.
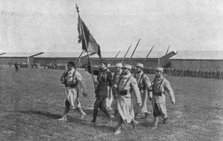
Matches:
[19,110,61,119]
[19,109,115,132]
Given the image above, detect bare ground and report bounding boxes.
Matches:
[0,66,222,141]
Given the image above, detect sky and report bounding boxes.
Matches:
[0,0,223,53]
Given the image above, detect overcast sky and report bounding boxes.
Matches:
[0,0,223,53]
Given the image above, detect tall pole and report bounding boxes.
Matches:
[74,50,84,65]
[113,50,121,63]
[165,45,170,55]
[76,4,96,90]
[143,45,155,63]
[114,50,121,59]
[130,39,141,58]
[121,44,132,63]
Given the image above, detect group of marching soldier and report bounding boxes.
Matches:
[145,67,223,80]
[58,60,176,135]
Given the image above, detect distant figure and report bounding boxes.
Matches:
[151,67,176,129]
[58,61,88,122]
[14,63,19,72]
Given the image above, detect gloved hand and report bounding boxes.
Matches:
[171,99,175,104]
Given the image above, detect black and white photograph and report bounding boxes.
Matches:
[0,0,223,141]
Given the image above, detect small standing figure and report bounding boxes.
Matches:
[114,64,142,135]
[14,63,19,72]
[151,67,176,129]
[134,63,152,118]
[58,62,87,122]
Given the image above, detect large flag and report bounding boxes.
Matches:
[77,16,101,58]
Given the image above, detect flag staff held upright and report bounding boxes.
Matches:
[76,4,96,90]
[74,50,84,65]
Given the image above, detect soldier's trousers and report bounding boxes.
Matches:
[92,97,111,122]
[153,103,168,118]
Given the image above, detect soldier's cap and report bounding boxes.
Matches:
[67,61,75,67]
[136,63,144,69]
[115,63,123,68]
[101,59,108,66]
[156,67,164,73]
[123,64,132,70]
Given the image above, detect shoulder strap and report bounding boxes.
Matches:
[159,77,165,89]
[121,75,132,90]
[72,69,77,81]
[138,73,144,84]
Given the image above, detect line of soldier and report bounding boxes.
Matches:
[165,68,223,79]
[58,61,176,135]
[143,67,223,80]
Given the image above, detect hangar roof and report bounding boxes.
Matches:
[34,52,82,58]
[0,52,43,57]
[34,50,165,59]
[91,50,165,58]
[171,51,223,60]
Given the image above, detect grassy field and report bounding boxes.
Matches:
[0,66,223,141]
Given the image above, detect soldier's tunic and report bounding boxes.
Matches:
[111,70,122,110]
[106,86,113,109]
[90,68,113,122]
[61,68,83,109]
[152,76,175,118]
[133,72,151,114]
[116,73,142,123]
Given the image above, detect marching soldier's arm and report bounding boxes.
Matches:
[107,71,114,87]
[164,80,175,104]
[143,75,153,99]
[75,71,88,97]
[60,70,68,84]
[148,86,153,100]
[130,78,142,105]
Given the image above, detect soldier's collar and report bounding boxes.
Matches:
[122,72,131,78]
[138,71,144,75]
[69,68,75,73]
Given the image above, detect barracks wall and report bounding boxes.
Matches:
[89,58,159,68]
[34,57,78,66]
[0,57,28,65]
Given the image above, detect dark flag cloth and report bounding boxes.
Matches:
[78,16,101,58]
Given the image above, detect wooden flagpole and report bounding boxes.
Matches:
[76,4,96,90]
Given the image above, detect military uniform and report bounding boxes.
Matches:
[59,62,87,121]
[113,64,142,135]
[61,69,83,109]
[90,65,113,123]
[134,71,151,115]
[116,73,142,123]
[111,67,123,110]
[152,75,175,119]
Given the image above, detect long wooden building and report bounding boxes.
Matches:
[170,51,223,71]
[0,52,43,66]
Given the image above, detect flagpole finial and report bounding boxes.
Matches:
[76,4,79,14]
